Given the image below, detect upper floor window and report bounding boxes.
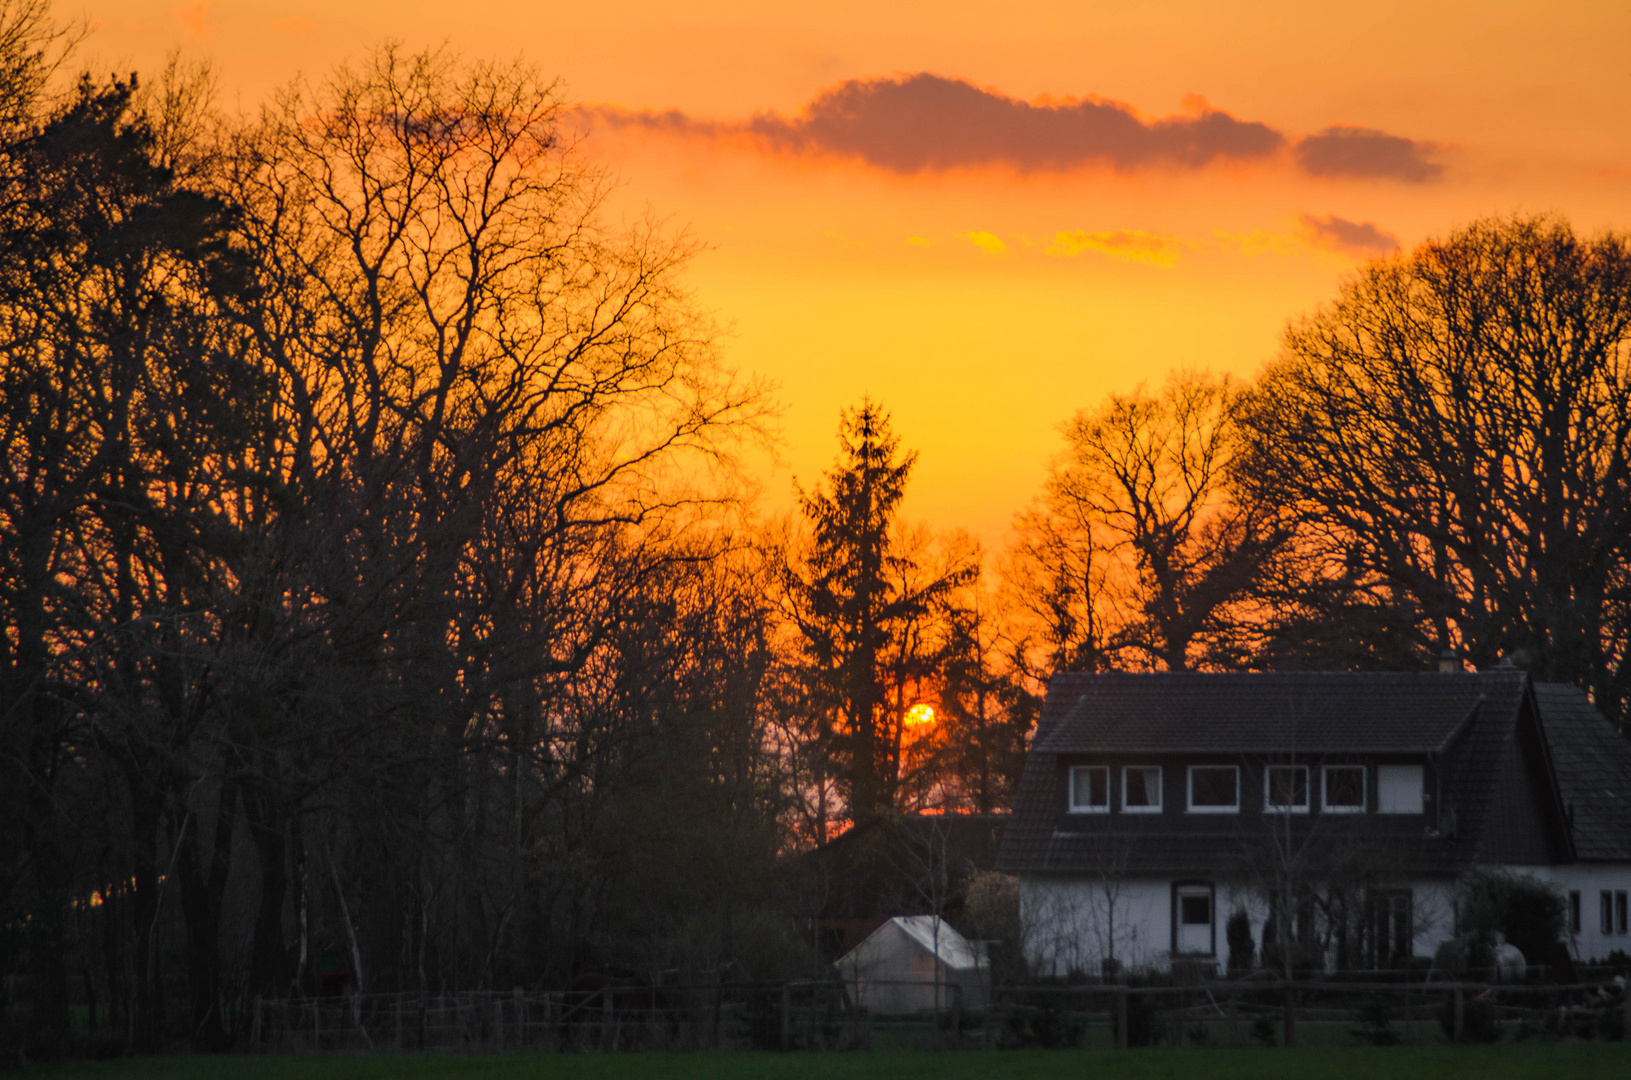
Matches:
[1187,765,1239,813]
[1323,765,1366,813]
[1123,765,1163,813]
[1264,765,1310,813]
[1376,764,1425,815]
[1069,766,1110,813]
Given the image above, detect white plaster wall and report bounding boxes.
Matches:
[1020,877,1176,977]
[1516,863,1631,962]
[1020,875,1461,976]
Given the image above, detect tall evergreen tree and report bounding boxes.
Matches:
[783,401,973,828]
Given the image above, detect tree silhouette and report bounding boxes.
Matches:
[1240,215,1631,723]
[781,401,974,827]
[1009,370,1289,674]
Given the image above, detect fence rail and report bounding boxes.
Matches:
[246,974,1631,1053]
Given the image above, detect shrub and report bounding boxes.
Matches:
[1226,909,1255,975]
[1458,871,1565,970]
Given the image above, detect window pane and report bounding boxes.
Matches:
[1570,891,1581,934]
[1603,891,1614,935]
[1267,766,1308,808]
[1325,766,1365,809]
[1071,767,1108,810]
[1180,895,1211,925]
[1618,891,1628,935]
[1125,767,1160,808]
[1377,764,1424,814]
[1191,767,1238,807]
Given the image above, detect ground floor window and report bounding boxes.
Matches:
[1619,890,1629,935]
[1603,891,1615,935]
[1369,889,1413,967]
[1569,890,1581,935]
[1172,882,1215,956]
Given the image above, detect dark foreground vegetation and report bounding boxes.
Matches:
[21,1045,1631,1080]
[4,0,1631,1065]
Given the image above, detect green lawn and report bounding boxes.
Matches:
[24,1046,1631,1080]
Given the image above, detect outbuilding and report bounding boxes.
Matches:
[834,915,989,1014]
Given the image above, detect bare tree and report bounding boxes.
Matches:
[1240,215,1631,722]
[1009,370,1290,675]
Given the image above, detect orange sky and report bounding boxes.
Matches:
[79,1,1631,542]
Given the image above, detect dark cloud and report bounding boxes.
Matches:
[1298,213,1401,255]
[742,74,1285,173]
[1294,126,1442,183]
[588,77,1442,182]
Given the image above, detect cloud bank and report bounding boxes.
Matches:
[1294,126,1442,183]
[745,74,1282,173]
[588,75,1442,182]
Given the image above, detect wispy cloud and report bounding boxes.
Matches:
[966,231,1007,255]
[587,74,1443,183]
[1297,213,1401,254]
[1046,229,1186,267]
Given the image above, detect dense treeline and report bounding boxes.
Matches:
[2,0,1630,1060]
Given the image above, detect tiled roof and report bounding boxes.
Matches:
[1033,671,1528,754]
[1534,683,1631,862]
[998,671,1537,878]
[793,813,1008,920]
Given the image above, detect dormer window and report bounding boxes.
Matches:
[1322,765,1366,813]
[1264,765,1310,813]
[1069,766,1110,813]
[1123,766,1163,813]
[1187,766,1239,813]
[1377,764,1425,815]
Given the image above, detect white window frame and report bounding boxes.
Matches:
[1173,882,1217,957]
[1186,765,1240,814]
[1068,765,1110,814]
[1121,765,1163,814]
[1264,764,1311,814]
[1321,764,1367,814]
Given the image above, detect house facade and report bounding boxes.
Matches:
[995,671,1631,976]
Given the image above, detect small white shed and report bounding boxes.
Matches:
[834,915,989,1015]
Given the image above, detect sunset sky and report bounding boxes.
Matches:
[79,1,1631,542]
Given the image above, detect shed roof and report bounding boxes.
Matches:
[844,916,983,971]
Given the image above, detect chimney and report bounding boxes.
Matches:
[1438,649,1461,674]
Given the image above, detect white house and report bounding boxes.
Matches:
[995,671,1631,977]
[834,915,990,1014]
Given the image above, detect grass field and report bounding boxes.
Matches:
[22,1045,1631,1080]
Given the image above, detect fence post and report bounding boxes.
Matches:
[395,999,402,1051]
[780,984,791,1051]
[312,997,320,1051]
[494,997,504,1050]
[1453,987,1465,1042]
[1115,986,1128,1049]
[252,996,262,1051]
[514,987,526,1049]
[1623,983,1631,1042]
[1282,982,1295,1048]
[603,987,615,1051]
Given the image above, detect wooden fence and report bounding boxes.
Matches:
[247,974,1631,1052]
